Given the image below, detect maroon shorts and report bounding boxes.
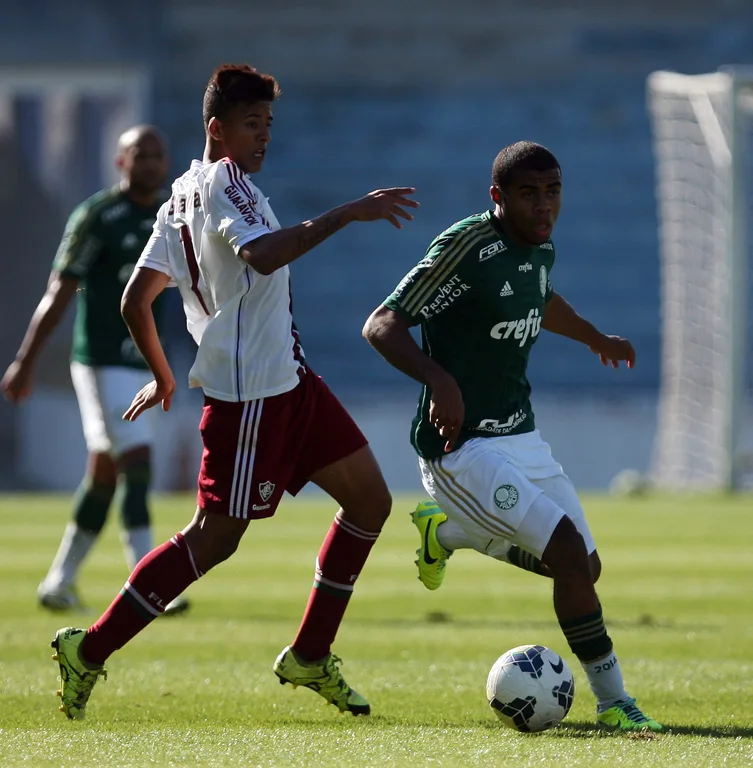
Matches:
[197,370,368,519]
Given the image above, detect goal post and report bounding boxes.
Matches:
[647,68,753,490]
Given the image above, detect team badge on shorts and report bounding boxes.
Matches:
[494,484,519,510]
[258,481,276,502]
[539,266,548,297]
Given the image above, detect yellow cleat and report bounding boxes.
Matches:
[273,646,370,715]
[597,698,664,732]
[410,501,450,591]
[51,627,106,720]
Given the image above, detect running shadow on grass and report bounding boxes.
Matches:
[552,722,753,739]
[242,613,717,633]
[659,724,753,739]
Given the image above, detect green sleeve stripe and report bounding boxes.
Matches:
[401,228,489,315]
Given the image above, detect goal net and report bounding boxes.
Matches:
[647,69,753,490]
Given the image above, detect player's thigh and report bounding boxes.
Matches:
[72,364,154,456]
[532,474,596,555]
[95,367,154,456]
[70,362,111,454]
[420,441,563,560]
[308,445,391,530]
[292,374,389,529]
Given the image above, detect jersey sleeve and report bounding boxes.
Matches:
[136,201,177,286]
[52,202,103,278]
[383,232,475,325]
[206,160,274,253]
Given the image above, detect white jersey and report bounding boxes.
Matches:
[137,159,304,402]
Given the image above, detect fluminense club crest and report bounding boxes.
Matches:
[258,481,275,502]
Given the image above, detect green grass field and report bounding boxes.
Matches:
[0,493,751,767]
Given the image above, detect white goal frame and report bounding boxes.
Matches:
[648,67,753,490]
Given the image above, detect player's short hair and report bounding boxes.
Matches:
[492,141,561,189]
[203,64,281,126]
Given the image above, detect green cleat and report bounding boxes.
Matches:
[273,646,370,715]
[51,627,106,720]
[411,500,450,591]
[597,697,664,732]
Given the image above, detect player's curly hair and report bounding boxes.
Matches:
[492,141,560,189]
[203,64,281,126]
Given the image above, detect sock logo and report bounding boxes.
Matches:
[595,655,617,673]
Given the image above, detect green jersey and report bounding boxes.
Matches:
[53,187,163,369]
[384,210,555,460]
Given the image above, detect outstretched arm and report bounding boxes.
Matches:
[1,273,78,403]
[240,188,418,275]
[363,305,464,452]
[542,291,635,369]
[121,266,174,418]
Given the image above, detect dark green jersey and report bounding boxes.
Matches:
[384,210,555,459]
[53,187,163,369]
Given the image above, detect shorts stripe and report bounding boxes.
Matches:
[432,460,516,538]
[229,401,254,516]
[430,460,508,537]
[239,400,264,518]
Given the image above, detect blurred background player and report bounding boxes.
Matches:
[1,125,188,616]
[363,141,662,732]
[49,64,418,720]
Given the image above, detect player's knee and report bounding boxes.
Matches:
[116,445,152,477]
[372,483,392,525]
[589,551,602,584]
[88,452,117,486]
[541,517,590,580]
[361,482,392,529]
[191,533,241,572]
[184,516,247,572]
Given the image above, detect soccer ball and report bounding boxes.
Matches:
[486,644,575,732]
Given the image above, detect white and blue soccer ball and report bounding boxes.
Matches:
[486,644,575,732]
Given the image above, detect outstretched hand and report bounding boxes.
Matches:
[589,334,636,369]
[123,377,176,421]
[348,188,420,229]
[0,360,33,404]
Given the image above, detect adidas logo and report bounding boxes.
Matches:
[499,281,514,297]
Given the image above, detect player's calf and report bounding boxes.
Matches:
[542,516,662,730]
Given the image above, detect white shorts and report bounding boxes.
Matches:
[70,362,153,456]
[419,430,596,561]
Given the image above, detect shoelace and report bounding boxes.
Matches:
[617,698,649,723]
[323,655,349,695]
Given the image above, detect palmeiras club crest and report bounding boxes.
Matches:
[539,266,548,297]
[258,481,275,502]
